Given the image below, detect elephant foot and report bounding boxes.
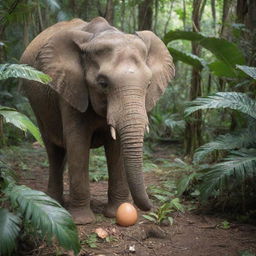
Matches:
[69,206,96,224]
[103,202,125,218]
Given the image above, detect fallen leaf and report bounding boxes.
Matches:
[95,228,108,239]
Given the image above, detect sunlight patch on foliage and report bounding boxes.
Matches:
[0,64,51,84]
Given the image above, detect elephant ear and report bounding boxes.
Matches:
[136,31,175,112]
[36,29,93,112]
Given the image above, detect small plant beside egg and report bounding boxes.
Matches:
[143,197,184,225]
[142,181,185,225]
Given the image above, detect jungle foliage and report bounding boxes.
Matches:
[0,64,80,255]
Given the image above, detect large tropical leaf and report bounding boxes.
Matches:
[193,129,256,163]
[0,106,43,145]
[0,64,51,84]
[185,92,256,119]
[236,65,256,80]
[0,208,21,256]
[164,31,204,43]
[208,60,239,78]
[200,149,256,199]
[5,185,80,254]
[164,31,245,66]
[199,37,245,68]
[164,30,246,78]
[168,47,205,70]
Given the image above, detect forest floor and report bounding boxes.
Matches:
[2,142,256,256]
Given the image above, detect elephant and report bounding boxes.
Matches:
[20,17,175,224]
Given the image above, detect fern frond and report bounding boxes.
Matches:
[0,64,51,84]
[0,208,21,256]
[45,0,60,11]
[200,149,256,199]
[5,185,80,254]
[0,106,43,145]
[185,92,256,119]
[236,65,256,80]
[164,116,185,130]
[193,129,256,163]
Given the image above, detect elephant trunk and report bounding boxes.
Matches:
[117,116,152,211]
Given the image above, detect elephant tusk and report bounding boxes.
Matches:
[110,126,116,140]
[146,125,149,134]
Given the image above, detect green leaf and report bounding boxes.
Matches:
[0,208,21,256]
[153,194,169,202]
[177,172,197,196]
[185,92,256,119]
[5,185,80,254]
[168,47,205,71]
[193,129,256,163]
[200,149,256,199]
[142,214,156,223]
[200,37,245,68]
[170,198,184,212]
[164,30,204,44]
[148,212,159,218]
[164,30,246,77]
[236,65,256,80]
[0,64,52,84]
[0,107,43,145]
[208,60,240,78]
[168,216,174,225]
[239,250,256,256]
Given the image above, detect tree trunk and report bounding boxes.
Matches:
[138,0,153,30]
[182,0,186,30]
[184,0,206,157]
[23,18,30,48]
[105,0,115,25]
[120,0,125,30]
[236,0,256,65]
[153,0,159,32]
[163,0,174,35]
[237,0,256,31]
[211,0,216,32]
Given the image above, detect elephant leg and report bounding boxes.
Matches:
[103,138,129,218]
[44,140,66,204]
[65,132,95,224]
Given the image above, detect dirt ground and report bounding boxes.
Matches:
[3,143,256,256]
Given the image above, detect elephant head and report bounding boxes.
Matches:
[36,17,175,211]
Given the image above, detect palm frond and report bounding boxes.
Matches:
[185,92,256,119]
[44,0,60,11]
[0,208,21,256]
[0,64,51,84]
[193,129,256,163]
[5,185,80,254]
[236,65,256,80]
[200,149,256,199]
[0,106,43,145]
[164,115,185,130]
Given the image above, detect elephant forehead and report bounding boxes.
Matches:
[87,33,147,54]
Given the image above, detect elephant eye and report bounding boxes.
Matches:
[97,75,109,90]
[99,80,108,89]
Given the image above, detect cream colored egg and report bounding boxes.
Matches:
[116,202,138,227]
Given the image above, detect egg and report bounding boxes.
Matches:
[116,202,138,227]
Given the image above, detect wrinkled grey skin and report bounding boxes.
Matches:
[20,17,175,224]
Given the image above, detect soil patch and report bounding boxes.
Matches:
[2,143,256,256]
